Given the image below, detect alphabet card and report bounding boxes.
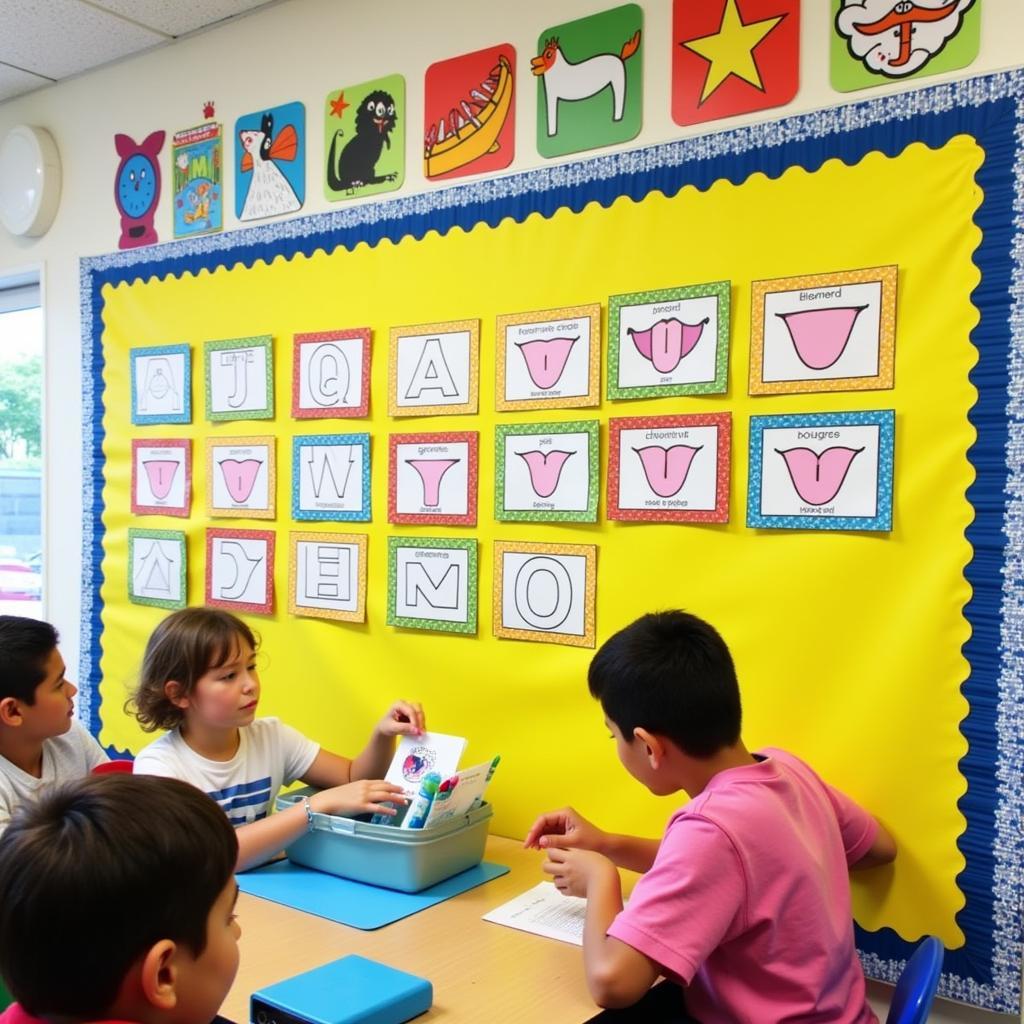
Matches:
[746,410,895,532]
[749,266,897,395]
[206,437,275,519]
[292,433,371,522]
[130,344,191,424]
[608,413,730,523]
[493,540,597,648]
[288,530,367,623]
[204,336,274,421]
[128,528,186,609]
[495,303,601,411]
[388,319,479,417]
[131,439,191,517]
[387,536,478,635]
[206,527,275,614]
[608,282,730,399]
[495,421,599,522]
[292,329,371,418]
[388,432,478,526]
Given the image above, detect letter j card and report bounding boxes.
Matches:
[746,410,895,531]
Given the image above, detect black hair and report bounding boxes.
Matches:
[588,610,741,758]
[0,615,59,705]
[0,773,238,1017]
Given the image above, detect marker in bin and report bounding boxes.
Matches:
[401,771,443,830]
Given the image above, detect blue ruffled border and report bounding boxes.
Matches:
[80,70,1024,1011]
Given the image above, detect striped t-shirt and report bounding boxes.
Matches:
[133,717,319,826]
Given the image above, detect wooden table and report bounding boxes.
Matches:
[223,835,601,1023]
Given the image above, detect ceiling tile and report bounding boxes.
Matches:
[89,0,277,39]
[0,62,53,103]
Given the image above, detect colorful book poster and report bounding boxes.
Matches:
[172,122,222,238]
[235,101,305,221]
[324,75,404,200]
[425,45,515,181]
[831,0,979,92]
[673,0,799,127]
[534,4,643,159]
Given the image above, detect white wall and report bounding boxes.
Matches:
[0,0,1020,1018]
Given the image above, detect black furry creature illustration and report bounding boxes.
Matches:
[327,90,398,192]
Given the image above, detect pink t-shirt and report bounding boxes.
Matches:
[607,748,879,1024]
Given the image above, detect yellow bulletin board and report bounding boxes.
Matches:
[80,72,1024,1010]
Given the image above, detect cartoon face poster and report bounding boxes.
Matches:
[114,130,164,249]
[235,102,305,221]
[534,4,643,159]
[324,75,405,200]
[424,45,515,181]
[831,0,979,91]
[172,122,223,238]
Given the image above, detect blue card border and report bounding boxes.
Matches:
[291,433,371,522]
[129,343,191,425]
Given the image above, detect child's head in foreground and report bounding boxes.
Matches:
[588,610,742,778]
[0,614,75,740]
[130,606,259,732]
[0,773,240,1022]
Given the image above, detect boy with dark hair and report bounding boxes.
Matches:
[526,610,896,1023]
[0,773,241,1023]
[0,615,108,832]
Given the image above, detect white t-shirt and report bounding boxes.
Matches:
[0,719,109,835]
[133,717,319,826]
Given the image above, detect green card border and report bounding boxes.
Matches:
[386,535,478,634]
[204,335,275,421]
[127,527,187,610]
[607,281,730,400]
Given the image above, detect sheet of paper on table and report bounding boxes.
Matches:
[482,880,587,946]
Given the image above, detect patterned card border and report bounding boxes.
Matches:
[291,328,372,418]
[607,413,731,523]
[205,435,276,519]
[129,343,192,425]
[127,528,187,610]
[205,527,275,614]
[388,431,479,526]
[288,530,368,623]
[130,438,192,517]
[388,318,480,417]
[204,335,274,421]
[748,265,898,395]
[386,535,478,634]
[492,540,597,648]
[291,432,372,522]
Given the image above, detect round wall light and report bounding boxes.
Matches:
[0,125,62,237]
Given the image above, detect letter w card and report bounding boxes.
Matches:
[388,319,480,417]
[387,536,478,634]
[746,410,894,531]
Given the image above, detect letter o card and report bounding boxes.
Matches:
[389,319,479,417]
[387,536,477,635]
[747,410,894,531]
[292,329,371,418]
[493,540,596,648]
[288,531,367,622]
[206,528,275,614]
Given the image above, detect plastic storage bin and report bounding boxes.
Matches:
[277,786,492,893]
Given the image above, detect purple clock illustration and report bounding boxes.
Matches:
[114,131,165,249]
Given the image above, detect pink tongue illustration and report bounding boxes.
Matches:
[777,447,863,505]
[517,450,573,498]
[143,460,180,500]
[407,459,459,507]
[219,459,263,503]
[776,306,866,370]
[633,445,702,498]
[629,318,707,373]
[516,336,578,390]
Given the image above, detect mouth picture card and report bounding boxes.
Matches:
[386,536,478,635]
[388,319,479,417]
[131,438,191,517]
[288,530,367,623]
[206,436,275,519]
[128,528,186,610]
[389,431,478,526]
[292,328,371,419]
[292,433,371,522]
[130,344,191,425]
[206,527,275,614]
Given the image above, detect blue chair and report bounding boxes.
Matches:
[886,936,944,1024]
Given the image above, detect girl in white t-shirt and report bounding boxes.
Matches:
[131,607,424,870]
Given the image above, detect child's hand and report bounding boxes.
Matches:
[375,700,426,738]
[524,806,607,853]
[312,780,408,818]
[542,847,617,899]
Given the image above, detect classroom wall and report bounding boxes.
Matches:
[1,1,1021,1019]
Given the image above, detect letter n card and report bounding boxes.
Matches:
[387,536,478,635]
[288,531,367,623]
[131,439,191,517]
[389,432,478,526]
[206,528,275,614]
[608,414,730,522]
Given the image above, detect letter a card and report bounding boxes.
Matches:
[608,413,730,523]
[389,319,479,417]
[387,536,478,634]
[204,336,274,421]
[746,410,894,531]
[292,329,371,418]
[130,344,191,425]
[493,541,596,648]
[205,528,275,614]
[288,531,368,622]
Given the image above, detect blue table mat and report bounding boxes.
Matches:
[237,860,509,930]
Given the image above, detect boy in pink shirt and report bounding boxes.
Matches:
[525,610,896,1023]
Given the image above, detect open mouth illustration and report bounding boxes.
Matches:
[407,458,460,507]
[775,306,867,370]
[633,445,702,498]
[628,318,708,374]
[219,459,263,503]
[776,446,864,506]
[517,450,574,498]
[515,336,577,390]
[142,460,180,500]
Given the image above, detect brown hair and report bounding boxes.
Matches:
[0,773,237,1017]
[128,606,258,731]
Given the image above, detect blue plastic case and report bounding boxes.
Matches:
[276,786,491,893]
